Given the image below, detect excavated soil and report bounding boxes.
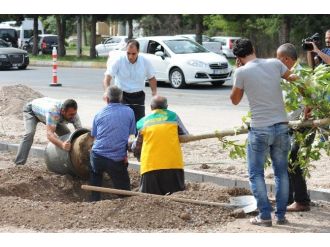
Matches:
[0,151,241,232]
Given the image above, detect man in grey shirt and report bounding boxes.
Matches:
[230,39,297,227]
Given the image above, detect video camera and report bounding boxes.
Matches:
[302,33,321,51]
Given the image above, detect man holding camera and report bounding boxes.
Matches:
[307,30,330,68]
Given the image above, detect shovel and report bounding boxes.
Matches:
[81,185,257,213]
[229,195,257,213]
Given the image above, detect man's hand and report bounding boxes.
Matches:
[309,42,320,53]
[303,107,312,120]
[62,141,71,151]
[235,58,243,68]
[288,73,299,81]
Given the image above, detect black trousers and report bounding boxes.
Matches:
[139,169,185,195]
[89,151,130,201]
[122,91,145,124]
[288,128,315,205]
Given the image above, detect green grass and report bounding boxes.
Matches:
[29,54,107,62]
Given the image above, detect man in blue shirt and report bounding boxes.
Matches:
[103,39,157,124]
[90,85,136,201]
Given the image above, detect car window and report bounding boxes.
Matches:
[44,36,58,42]
[147,41,163,54]
[112,37,121,43]
[0,39,10,47]
[164,39,208,54]
[0,28,17,39]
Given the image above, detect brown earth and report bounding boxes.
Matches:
[1,85,330,233]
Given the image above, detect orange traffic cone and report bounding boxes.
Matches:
[49,47,62,87]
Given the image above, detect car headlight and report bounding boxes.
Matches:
[187,60,208,68]
[0,54,7,59]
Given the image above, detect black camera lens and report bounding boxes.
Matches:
[302,42,313,51]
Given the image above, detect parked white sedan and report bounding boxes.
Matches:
[135,36,232,88]
[95,36,128,57]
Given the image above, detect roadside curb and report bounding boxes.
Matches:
[29,60,106,69]
[1,141,330,202]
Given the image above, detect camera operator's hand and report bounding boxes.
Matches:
[308,42,321,53]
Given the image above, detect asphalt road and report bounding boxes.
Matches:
[0,66,249,133]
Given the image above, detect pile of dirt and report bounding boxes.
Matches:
[0,84,43,119]
[0,151,244,232]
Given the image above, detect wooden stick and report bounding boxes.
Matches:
[81,185,236,208]
[179,118,330,143]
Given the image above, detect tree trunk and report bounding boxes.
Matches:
[32,15,39,56]
[56,15,66,57]
[76,15,82,57]
[279,15,291,45]
[89,15,97,58]
[82,15,87,46]
[195,14,203,45]
[179,118,330,143]
[128,18,133,39]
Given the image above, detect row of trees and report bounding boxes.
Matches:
[1,14,329,59]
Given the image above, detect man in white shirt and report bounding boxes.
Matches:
[103,39,157,123]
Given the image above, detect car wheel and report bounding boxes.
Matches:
[211,80,225,87]
[18,65,27,70]
[170,68,186,89]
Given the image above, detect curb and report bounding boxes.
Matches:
[29,60,106,69]
[1,141,330,202]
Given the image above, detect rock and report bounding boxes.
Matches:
[200,164,209,169]
[179,212,191,221]
[230,209,246,218]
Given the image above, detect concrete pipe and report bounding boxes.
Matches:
[44,128,93,179]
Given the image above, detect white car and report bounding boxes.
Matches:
[95,36,128,57]
[134,36,232,88]
[211,36,241,58]
[176,34,223,55]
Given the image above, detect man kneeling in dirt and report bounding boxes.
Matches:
[15,97,82,165]
[89,86,136,201]
[131,95,189,195]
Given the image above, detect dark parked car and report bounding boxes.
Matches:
[23,34,65,55]
[0,27,19,48]
[0,40,29,69]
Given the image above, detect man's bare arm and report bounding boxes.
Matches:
[46,125,71,151]
[148,76,157,96]
[103,74,112,90]
[230,87,244,105]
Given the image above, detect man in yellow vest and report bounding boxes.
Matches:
[132,95,189,195]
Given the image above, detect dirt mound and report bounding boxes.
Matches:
[0,84,43,119]
[0,152,245,232]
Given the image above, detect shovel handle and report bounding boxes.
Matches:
[81,185,236,208]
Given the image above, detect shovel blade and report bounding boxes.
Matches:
[230,195,257,214]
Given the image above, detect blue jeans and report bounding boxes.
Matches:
[247,123,290,220]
